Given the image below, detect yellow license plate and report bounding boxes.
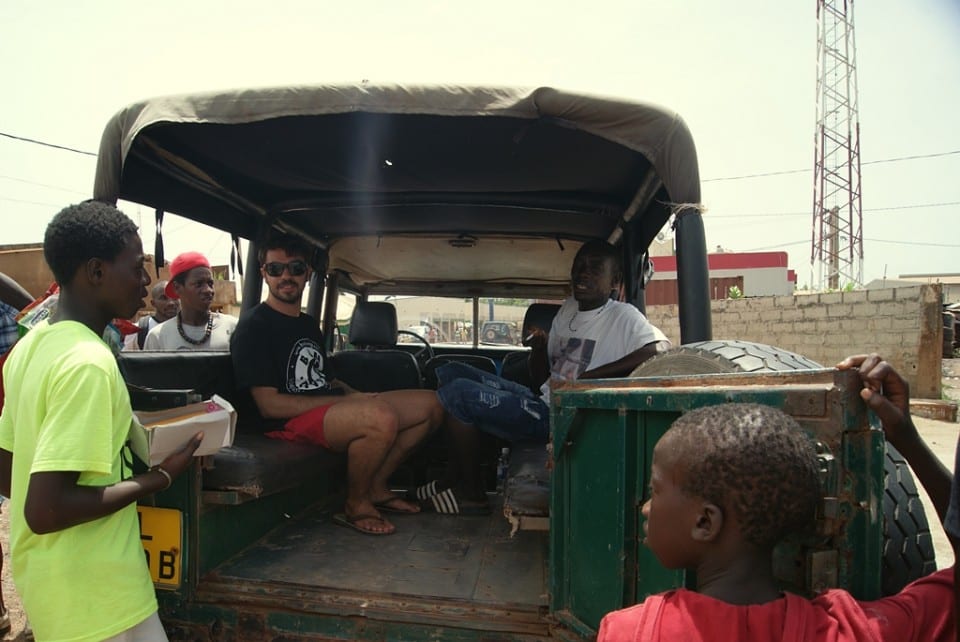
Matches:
[137,506,182,589]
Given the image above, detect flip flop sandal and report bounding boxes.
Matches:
[422,488,492,515]
[333,512,396,536]
[410,479,443,500]
[374,496,421,514]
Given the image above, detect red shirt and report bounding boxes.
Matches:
[598,568,954,642]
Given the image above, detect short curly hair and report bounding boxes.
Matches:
[662,403,821,549]
[43,201,139,285]
[257,231,314,265]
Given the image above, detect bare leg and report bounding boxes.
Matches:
[0,508,7,634]
[0,540,5,615]
[324,399,401,534]
[323,390,443,530]
[368,390,444,505]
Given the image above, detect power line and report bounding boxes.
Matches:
[741,240,810,252]
[0,132,97,157]
[864,151,960,166]
[865,238,960,249]
[0,196,67,208]
[703,168,810,183]
[739,235,960,253]
[702,149,960,183]
[0,174,88,195]
[708,199,960,220]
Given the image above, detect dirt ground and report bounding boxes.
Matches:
[944,357,960,403]
[0,507,29,641]
[1,362,957,638]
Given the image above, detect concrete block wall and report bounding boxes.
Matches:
[645,284,943,398]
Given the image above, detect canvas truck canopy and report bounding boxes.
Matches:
[93,84,704,299]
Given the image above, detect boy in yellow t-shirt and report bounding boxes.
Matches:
[0,202,202,642]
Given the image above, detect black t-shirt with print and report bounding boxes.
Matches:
[230,303,338,430]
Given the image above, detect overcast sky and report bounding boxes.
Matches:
[1,0,957,288]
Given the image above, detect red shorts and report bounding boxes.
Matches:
[265,403,336,449]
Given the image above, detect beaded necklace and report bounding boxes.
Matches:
[177,312,213,345]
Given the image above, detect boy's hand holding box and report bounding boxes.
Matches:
[130,395,236,467]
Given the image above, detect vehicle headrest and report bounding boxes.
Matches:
[523,303,561,336]
[349,301,399,347]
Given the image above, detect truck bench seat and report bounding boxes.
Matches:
[118,351,341,502]
[203,433,343,502]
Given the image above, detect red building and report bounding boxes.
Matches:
[646,251,797,305]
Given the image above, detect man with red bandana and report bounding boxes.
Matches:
[144,251,238,350]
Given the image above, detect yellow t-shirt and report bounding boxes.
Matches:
[0,320,157,641]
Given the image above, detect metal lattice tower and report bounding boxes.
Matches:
[811,0,863,290]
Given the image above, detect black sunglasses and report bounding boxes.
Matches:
[263,260,308,277]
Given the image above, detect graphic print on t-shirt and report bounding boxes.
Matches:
[285,338,328,392]
[552,337,597,380]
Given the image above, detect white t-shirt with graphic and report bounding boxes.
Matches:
[540,297,669,402]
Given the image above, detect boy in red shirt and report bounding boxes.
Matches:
[598,353,954,642]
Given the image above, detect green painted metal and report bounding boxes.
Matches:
[548,369,883,635]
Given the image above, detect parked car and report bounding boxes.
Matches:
[480,320,519,345]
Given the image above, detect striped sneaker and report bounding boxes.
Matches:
[423,487,491,515]
[412,480,442,500]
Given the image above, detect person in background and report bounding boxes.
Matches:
[0,272,32,356]
[0,271,32,635]
[122,279,178,350]
[597,353,954,642]
[0,201,202,641]
[144,251,237,350]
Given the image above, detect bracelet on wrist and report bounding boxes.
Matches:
[151,465,173,491]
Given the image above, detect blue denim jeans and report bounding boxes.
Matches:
[435,362,549,443]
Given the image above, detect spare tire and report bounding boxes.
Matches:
[630,339,822,377]
[882,444,937,595]
[629,340,936,595]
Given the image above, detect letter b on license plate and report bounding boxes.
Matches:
[138,506,182,589]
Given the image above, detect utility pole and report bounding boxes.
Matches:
[811,0,863,290]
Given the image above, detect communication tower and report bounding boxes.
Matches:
[812,0,863,290]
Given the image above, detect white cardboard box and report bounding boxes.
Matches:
[130,395,236,467]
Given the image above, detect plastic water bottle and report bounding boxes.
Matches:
[496,447,510,492]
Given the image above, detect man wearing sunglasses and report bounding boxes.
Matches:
[230,233,444,536]
[144,251,238,351]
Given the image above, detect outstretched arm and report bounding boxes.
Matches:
[837,354,952,522]
[0,272,33,310]
[24,433,203,534]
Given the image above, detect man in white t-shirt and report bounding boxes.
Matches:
[144,252,238,351]
[422,240,669,514]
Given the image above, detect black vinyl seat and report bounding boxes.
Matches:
[333,301,423,392]
[117,350,337,500]
[499,303,561,392]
